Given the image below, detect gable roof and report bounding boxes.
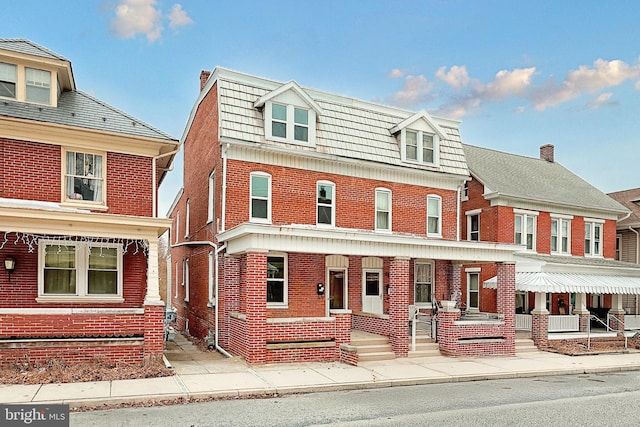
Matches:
[0,39,68,61]
[190,67,469,177]
[253,80,324,115]
[608,188,640,227]
[463,144,628,216]
[389,111,447,139]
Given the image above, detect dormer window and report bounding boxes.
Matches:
[391,111,445,167]
[254,81,323,147]
[0,63,17,98]
[26,67,51,104]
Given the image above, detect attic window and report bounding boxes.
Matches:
[0,63,17,99]
[267,102,313,145]
[401,129,438,165]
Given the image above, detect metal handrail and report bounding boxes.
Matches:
[588,314,626,351]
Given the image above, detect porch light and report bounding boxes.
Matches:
[4,256,16,280]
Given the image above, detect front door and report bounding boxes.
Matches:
[362,269,383,314]
[328,269,346,310]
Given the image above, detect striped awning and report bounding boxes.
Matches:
[484,272,640,295]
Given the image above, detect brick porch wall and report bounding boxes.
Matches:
[389,257,410,357]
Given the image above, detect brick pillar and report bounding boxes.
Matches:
[449,263,462,305]
[496,262,516,353]
[531,292,548,348]
[245,251,267,364]
[221,255,240,348]
[436,309,461,356]
[332,312,352,358]
[389,257,410,358]
[144,303,165,363]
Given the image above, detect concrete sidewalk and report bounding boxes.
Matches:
[3,337,640,408]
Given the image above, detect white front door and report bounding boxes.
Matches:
[362,269,383,314]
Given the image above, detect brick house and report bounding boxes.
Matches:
[608,187,640,315]
[0,39,179,365]
[461,144,640,347]
[169,67,521,364]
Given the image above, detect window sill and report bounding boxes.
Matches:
[36,296,124,304]
[60,202,108,212]
[267,303,288,309]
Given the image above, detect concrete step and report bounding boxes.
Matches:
[408,342,441,358]
[358,351,397,362]
[350,336,390,347]
[515,338,539,353]
[353,343,394,354]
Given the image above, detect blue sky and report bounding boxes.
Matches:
[5,0,640,216]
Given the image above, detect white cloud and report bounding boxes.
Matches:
[586,92,617,109]
[110,0,163,42]
[435,65,470,89]
[531,59,640,110]
[168,4,193,30]
[388,68,405,79]
[110,0,192,42]
[514,106,526,114]
[386,74,434,108]
[479,68,536,100]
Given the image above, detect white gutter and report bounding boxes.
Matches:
[170,240,231,358]
[152,149,179,218]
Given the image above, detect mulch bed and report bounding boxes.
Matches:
[548,336,640,356]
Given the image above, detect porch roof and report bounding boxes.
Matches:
[484,272,640,295]
[218,223,519,262]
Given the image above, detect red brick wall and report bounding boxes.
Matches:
[352,313,390,336]
[0,343,144,366]
[225,160,458,238]
[0,139,154,216]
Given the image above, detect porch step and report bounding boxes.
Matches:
[409,342,441,358]
[349,330,396,362]
[515,338,539,353]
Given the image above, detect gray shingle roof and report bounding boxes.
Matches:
[608,188,640,226]
[0,39,68,61]
[216,72,468,176]
[463,144,628,214]
[0,90,175,141]
[517,252,640,270]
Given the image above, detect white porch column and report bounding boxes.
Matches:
[611,294,624,312]
[145,237,162,304]
[573,293,589,314]
[533,292,548,314]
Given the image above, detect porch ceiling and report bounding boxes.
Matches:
[218,223,518,262]
[484,272,640,294]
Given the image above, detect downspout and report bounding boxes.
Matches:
[170,240,231,358]
[456,183,462,241]
[152,149,180,218]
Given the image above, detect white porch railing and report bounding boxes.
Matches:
[548,315,579,332]
[622,314,640,330]
[515,314,532,331]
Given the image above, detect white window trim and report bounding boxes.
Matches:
[427,194,442,238]
[208,172,215,224]
[467,212,480,241]
[208,251,215,304]
[375,188,392,232]
[264,100,317,146]
[316,180,336,227]
[514,209,539,251]
[467,272,480,312]
[584,218,605,257]
[400,128,440,166]
[185,199,190,238]
[174,260,179,299]
[174,211,180,244]
[61,148,108,210]
[414,260,434,307]
[250,172,272,223]
[184,258,190,302]
[0,62,55,106]
[267,252,288,308]
[461,180,469,202]
[550,215,572,255]
[37,240,123,303]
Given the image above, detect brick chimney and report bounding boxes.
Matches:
[200,70,211,91]
[540,144,554,162]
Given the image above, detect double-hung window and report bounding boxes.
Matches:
[25,67,51,104]
[414,261,433,305]
[467,271,480,311]
[64,150,105,205]
[268,102,311,144]
[208,172,215,225]
[427,195,442,237]
[466,210,480,241]
[514,210,538,251]
[250,172,271,222]
[267,254,287,307]
[585,219,603,256]
[0,62,17,99]
[38,240,122,301]
[402,129,437,165]
[551,215,572,254]
[375,188,391,232]
[317,181,335,226]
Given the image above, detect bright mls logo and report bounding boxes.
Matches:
[1,405,68,426]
